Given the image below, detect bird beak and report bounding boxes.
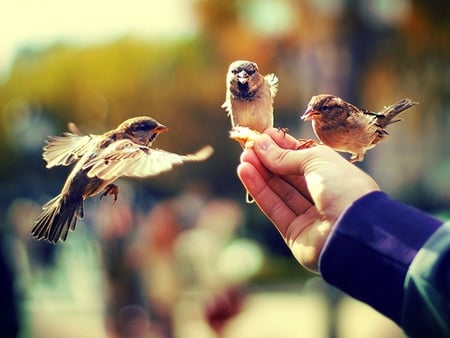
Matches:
[237,70,249,84]
[154,124,169,134]
[301,107,319,121]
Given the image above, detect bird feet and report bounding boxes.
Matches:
[277,127,290,136]
[297,139,321,150]
[100,184,119,202]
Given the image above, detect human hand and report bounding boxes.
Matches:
[237,128,380,272]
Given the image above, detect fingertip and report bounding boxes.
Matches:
[239,147,257,163]
[236,161,257,189]
[236,161,249,177]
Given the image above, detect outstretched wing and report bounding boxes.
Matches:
[43,132,96,168]
[84,139,213,180]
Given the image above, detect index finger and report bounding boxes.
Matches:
[237,161,298,234]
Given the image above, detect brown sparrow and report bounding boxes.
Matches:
[223,60,278,203]
[32,116,214,243]
[222,60,278,134]
[301,94,418,162]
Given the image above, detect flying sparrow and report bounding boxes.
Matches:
[222,60,279,135]
[301,94,418,162]
[32,116,214,243]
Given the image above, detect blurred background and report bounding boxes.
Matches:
[1,0,449,337]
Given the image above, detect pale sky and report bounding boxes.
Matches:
[0,0,197,75]
[0,0,412,77]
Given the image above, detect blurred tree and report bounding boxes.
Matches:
[0,0,448,210]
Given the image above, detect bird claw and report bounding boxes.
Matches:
[277,127,290,137]
[297,139,321,150]
[349,155,363,163]
[100,184,119,202]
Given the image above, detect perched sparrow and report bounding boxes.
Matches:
[32,116,213,243]
[223,60,278,203]
[302,94,418,162]
[222,60,279,133]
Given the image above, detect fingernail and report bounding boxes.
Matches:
[257,135,271,151]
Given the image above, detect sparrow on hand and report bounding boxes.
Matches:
[32,116,213,243]
[223,60,279,144]
[223,60,278,203]
[301,94,418,162]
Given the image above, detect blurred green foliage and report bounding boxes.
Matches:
[0,0,449,210]
[0,0,450,336]
[0,2,449,336]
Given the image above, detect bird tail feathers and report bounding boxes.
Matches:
[379,98,418,127]
[31,194,84,243]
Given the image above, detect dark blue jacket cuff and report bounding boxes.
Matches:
[319,191,443,324]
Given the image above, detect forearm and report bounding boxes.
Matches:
[318,191,443,325]
[402,221,450,337]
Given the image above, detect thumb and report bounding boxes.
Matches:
[253,133,309,176]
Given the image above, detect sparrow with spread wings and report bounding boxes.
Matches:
[301,94,418,162]
[32,116,213,243]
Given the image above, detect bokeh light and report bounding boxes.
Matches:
[0,1,448,337]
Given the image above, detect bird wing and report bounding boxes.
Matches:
[264,73,279,98]
[43,132,97,168]
[84,139,213,180]
[221,97,231,114]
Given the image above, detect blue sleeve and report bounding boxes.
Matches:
[402,222,450,338]
[318,191,444,328]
